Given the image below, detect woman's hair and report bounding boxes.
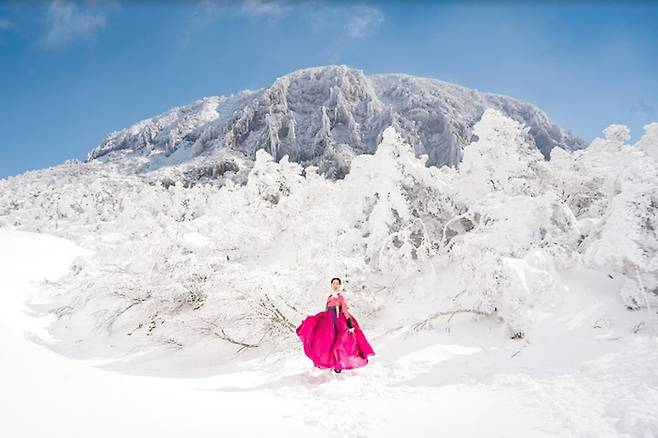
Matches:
[330,277,342,285]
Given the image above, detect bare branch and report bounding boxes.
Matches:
[410,308,491,332]
[213,328,258,350]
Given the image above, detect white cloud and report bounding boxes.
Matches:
[306,4,384,40]
[240,0,291,18]
[346,6,384,39]
[181,0,291,46]
[0,18,15,30]
[190,0,291,20]
[180,1,382,47]
[41,0,106,48]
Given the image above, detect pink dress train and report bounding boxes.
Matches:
[296,309,375,370]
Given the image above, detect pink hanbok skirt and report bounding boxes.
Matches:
[296,310,375,370]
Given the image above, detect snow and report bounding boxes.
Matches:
[0,229,310,437]
[1,108,658,437]
[84,65,585,182]
[2,230,657,437]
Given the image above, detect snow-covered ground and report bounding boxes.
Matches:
[2,228,657,438]
[2,109,657,437]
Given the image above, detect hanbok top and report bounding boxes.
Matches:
[326,292,354,329]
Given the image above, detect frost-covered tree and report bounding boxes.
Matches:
[337,127,456,276]
[549,124,658,310]
[1,106,656,355]
[457,108,548,203]
[441,109,579,337]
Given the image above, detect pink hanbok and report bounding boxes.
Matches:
[296,292,375,371]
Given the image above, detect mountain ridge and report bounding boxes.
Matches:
[86,65,586,180]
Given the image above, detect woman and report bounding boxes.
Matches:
[296,277,375,373]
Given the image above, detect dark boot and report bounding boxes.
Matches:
[334,368,341,373]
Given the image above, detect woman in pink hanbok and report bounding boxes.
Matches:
[296,277,375,373]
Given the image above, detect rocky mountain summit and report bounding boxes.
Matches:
[86,65,585,182]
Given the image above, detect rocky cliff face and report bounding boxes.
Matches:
[86,65,585,180]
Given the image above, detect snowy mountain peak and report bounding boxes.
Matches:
[85,65,585,181]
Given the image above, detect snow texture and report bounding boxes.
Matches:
[1,106,657,438]
[85,65,585,183]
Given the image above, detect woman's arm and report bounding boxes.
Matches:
[341,299,352,319]
[341,296,354,329]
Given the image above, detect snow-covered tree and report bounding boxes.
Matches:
[1,106,656,354]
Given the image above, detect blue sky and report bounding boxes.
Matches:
[1,0,657,179]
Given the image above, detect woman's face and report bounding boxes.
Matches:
[331,279,340,291]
